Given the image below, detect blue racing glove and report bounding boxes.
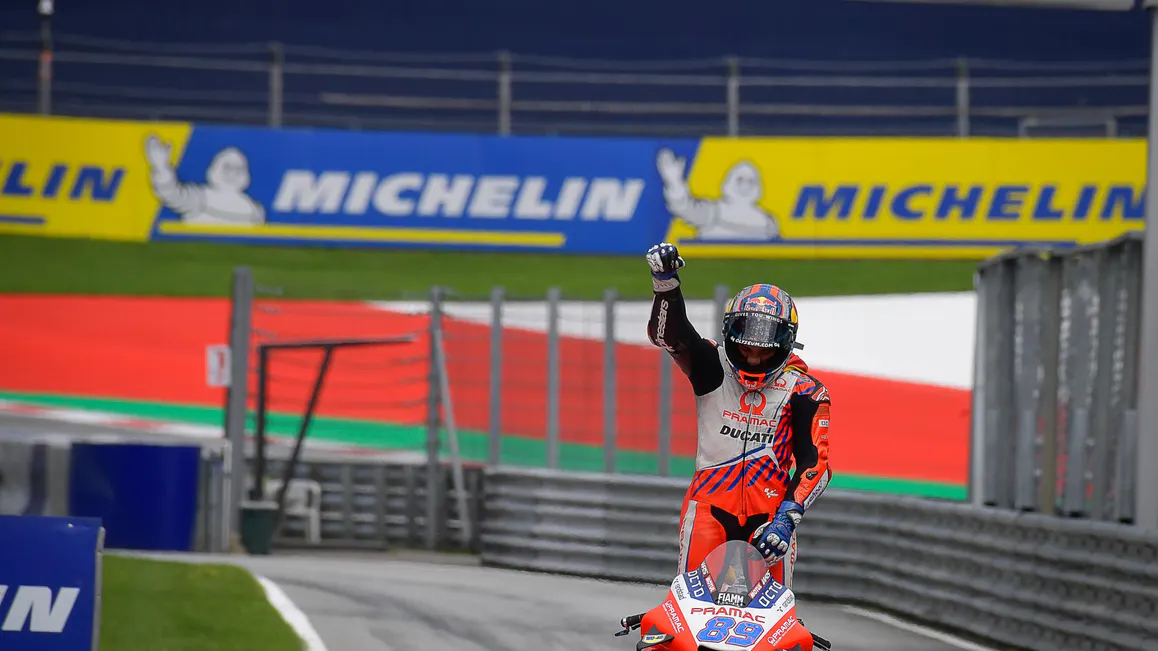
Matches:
[751,500,803,565]
[646,242,685,292]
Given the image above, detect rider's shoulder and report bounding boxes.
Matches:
[790,369,831,403]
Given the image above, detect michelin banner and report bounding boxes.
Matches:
[0,114,1146,258]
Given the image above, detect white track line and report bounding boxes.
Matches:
[839,605,997,651]
[257,575,329,651]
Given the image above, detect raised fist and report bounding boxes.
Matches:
[646,242,685,280]
[656,148,687,187]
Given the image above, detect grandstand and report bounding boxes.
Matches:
[0,0,1149,137]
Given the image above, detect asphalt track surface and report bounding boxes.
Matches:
[123,550,968,651]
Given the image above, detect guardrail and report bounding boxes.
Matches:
[479,466,1158,651]
[254,450,484,553]
[971,232,1148,524]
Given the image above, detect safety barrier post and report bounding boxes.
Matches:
[657,351,672,477]
[433,324,473,547]
[1036,255,1063,513]
[968,265,987,507]
[713,284,730,332]
[603,288,618,473]
[1135,0,1158,530]
[425,286,445,549]
[268,42,284,128]
[225,266,253,537]
[37,1,53,115]
[488,286,504,467]
[725,57,740,137]
[546,287,561,469]
[955,57,970,137]
[497,51,512,135]
[1117,241,1144,523]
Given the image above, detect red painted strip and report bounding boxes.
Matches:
[0,296,969,484]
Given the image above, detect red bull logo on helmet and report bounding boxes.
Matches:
[744,295,780,313]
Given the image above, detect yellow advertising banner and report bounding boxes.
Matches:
[0,114,192,241]
[660,137,1146,259]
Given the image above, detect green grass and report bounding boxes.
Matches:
[0,234,979,300]
[100,555,302,651]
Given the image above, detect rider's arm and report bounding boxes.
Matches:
[646,283,724,396]
[787,379,832,510]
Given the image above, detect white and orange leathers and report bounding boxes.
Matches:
[648,283,832,589]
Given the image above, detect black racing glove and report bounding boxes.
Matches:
[646,242,685,292]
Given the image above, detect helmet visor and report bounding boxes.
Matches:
[724,312,796,351]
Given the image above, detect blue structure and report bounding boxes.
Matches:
[0,0,1148,135]
[0,515,103,651]
[67,443,201,552]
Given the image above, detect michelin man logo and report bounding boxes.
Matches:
[145,135,266,226]
[656,148,779,241]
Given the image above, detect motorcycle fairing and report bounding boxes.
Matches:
[638,625,675,651]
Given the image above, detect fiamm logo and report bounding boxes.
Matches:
[0,585,80,633]
[792,184,1144,221]
[0,161,124,202]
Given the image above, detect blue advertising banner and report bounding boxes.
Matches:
[0,515,102,651]
[146,126,697,253]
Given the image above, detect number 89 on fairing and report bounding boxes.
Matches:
[695,616,764,647]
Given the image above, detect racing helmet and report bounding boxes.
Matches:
[721,284,800,391]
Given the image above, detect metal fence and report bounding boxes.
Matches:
[970,232,1145,523]
[0,31,1148,137]
[223,267,738,486]
[216,268,739,549]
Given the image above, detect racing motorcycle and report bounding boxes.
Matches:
[615,540,832,651]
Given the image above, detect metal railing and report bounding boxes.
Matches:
[0,31,1148,137]
[252,448,484,553]
[225,270,737,484]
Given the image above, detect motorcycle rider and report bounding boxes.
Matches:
[645,242,832,590]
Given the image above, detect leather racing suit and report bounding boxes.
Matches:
[646,279,833,589]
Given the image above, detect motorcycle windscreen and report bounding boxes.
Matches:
[697,540,771,607]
